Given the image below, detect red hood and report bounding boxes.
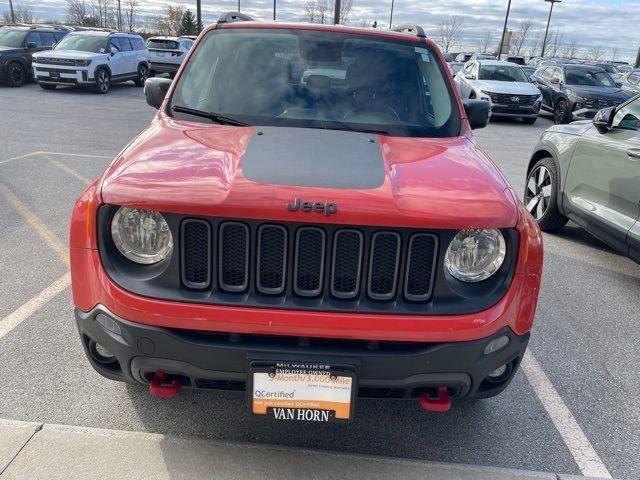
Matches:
[100,116,517,229]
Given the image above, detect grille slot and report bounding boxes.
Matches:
[219,222,249,292]
[294,227,326,297]
[368,232,401,300]
[257,225,287,295]
[181,220,211,289]
[331,230,363,299]
[404,234,437,301]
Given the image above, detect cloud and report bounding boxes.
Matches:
[12,0,640,61]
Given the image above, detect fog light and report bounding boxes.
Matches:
[484,335,509,355]
[488,364,507,378]
[95,343,114,359]
[96,313,122,335]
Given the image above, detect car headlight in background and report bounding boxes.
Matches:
[74,59,92,66]
[111,207,173,264]
[445,229,506,282]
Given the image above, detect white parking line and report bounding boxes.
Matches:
[45,156,93,185]
[0,152,39,165]
[0,151,111,166]
[0,273,70,339]
[521,349,612,478]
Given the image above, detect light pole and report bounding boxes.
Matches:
[8,0,15,23]
[497,0,512,58]
[196,0,202,34]
[238,0,240,12]
[541,0,562,58]
[389,0,394,29]
[273,0,276,20]
[333,0,341,24]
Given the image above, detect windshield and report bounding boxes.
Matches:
[54,35,106,53]
[0,30,26,48]
[565,68,617,87]
[479,65,529,82]
[170,29,461,138]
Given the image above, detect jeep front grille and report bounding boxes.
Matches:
[180,219,438,305]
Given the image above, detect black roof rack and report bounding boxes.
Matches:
[391,24,426,38]
[217,12,255,25]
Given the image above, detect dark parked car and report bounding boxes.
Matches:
[521,65,536,78]
[0,25,71,87]
[531,64,631,124]
[616,69,640,96]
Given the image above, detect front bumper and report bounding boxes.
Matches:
[490,102,541,118]
[33,64,92,85]
[76,305,529,400]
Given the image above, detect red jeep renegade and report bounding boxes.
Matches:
[70,13,543,422]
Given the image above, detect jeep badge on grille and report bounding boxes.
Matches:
[287,198,338,216]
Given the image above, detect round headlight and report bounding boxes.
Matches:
[444,229,506,283]
[111,207,173,265]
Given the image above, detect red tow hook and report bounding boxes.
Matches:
[419,386,451,412]
[149,371,181,398]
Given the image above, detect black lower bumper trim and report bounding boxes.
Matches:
[75,306,530,400]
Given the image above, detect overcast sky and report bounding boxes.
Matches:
[5,0,640,61]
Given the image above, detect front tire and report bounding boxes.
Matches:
[524,157,568,231]
[93,68,110,94]
[553,99,571,124]
[134,64,148,87]
[6,63,26,87]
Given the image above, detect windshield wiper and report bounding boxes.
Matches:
[171,105,249,126]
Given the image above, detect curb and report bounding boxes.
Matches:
[0,418,614,480]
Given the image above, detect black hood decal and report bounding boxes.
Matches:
[242,127,385,189]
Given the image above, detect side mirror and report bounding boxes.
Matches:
[110,46,118,55]
[144,77,172,109]
[615,81,622,87]
[465,73,475,80]
[551,77,561,85]
[26,42,37,49]
[593,107,615,133]
[463,99,491,130]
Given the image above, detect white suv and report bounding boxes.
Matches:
[146,36,194,77]
[32,31,149,94]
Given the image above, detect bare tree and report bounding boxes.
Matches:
[562,38,578,59]
[546,28,564,57]
[65,0,88,25]
[305,0,350,24]
[611,47,619,62]
[124,0,137,31]
[478,30,493,54]
[527,32,541,58]
[511,20,532,56]
[437,15,464,54]
[589,45,605,61]
[2,3,33,23]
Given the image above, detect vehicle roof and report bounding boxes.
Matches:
[67,30,141,37]
[211,21,429,45]
[148,36,183,41]
[0,25,69,32]
[477,60,523,67]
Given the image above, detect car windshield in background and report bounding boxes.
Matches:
[565,68,617,87]
[0,30,26,48]
[147,39,179,49]
[171,29,461,138]
[54,35,106,53]
[479,65,529,82]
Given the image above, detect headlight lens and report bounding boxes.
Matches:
[445,229,506,282]
[75,59,91,66]
[111,207,173,264]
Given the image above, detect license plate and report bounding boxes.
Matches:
[156,52,165,57]
[50,72,60,79]
[249,362,356,423]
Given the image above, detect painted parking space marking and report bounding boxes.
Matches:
[0,151,111,166]
[522,349,612,478]
[45,156,93,186]
[0,274,71,340]
[0,183,69,264]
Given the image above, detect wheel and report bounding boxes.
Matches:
[524,157,568,231]
[39,83,57,90]
[93,68,110,94]
[522,116,537,124]
[553,99,571,124]
[148,69,156,78]
[6,62,26,87]
[134,64,148,87]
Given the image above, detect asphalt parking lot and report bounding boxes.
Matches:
[0,82,638,479]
